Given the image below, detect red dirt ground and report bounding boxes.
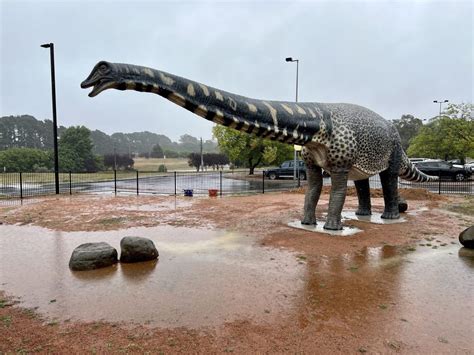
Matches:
[0,189,472,354]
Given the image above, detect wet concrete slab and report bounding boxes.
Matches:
[341,211,407,224]
[288,220,362,236]
[0,225,305,327]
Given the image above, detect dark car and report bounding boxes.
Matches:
[265,160,307,180]
[415,161,472,181]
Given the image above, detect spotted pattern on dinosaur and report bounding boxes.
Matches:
[81,61,438,231]
[187,83,196,97]
[198,83,210,96]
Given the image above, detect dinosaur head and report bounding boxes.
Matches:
[81,61,121,97]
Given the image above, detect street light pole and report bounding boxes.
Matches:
[286,57,300,180]
[200,137,204,172]
[41,42,59,194]
[433,99,449,119]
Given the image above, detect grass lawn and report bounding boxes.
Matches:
[134,158,192,171]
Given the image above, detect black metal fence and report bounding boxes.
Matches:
[0,170,472,200]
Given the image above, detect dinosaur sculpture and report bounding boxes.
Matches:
[81,61,436,230]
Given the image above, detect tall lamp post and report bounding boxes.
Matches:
[285,57,299,180]
[433,99,449,119]
[41,42,59,194]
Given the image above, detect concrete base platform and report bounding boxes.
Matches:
[341,211,406,224]
[288,210,408,236]
[288,221,362,236]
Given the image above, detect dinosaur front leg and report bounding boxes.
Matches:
[301,165,323,225]
[379,169,400,219]
[354,179,372,215]
[324,170,349,230]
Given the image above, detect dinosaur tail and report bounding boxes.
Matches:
[398,153,438,182]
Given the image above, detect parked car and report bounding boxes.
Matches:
[265,160,331,180]
[415,161,472,181]
[265,160,307,180]
[447,159,471,169]
[409,158,428,164]
[464,162,474,172]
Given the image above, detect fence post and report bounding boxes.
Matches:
[297,171,301,188]
[262,170,265,194]
[19,172,23,199]
[174,171,177,196]
[114,170,117,195]
[438,170,441,195]
[220,170,223,196]
[69,171,72,195]
[136,170,139,195]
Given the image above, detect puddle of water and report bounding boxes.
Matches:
[307,244,473,350]
[0,225,305,328]
[0,198,42,207]
[117,199,191,212]
[288,220,362,236]
[406,206,430,216]
[341,211,406,224]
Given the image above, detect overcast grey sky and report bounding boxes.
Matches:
[1,0,472,141]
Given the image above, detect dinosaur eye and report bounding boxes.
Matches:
[99,64,108,73]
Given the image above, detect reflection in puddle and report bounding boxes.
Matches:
[305,244,473,350]
[0,225,305,327]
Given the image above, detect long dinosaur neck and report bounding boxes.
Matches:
[113,63,326,145]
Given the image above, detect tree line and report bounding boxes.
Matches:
[392,102,473,163]
[0,115,218,156]
[0,102,471,173]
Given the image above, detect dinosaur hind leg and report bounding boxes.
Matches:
[355,179,372,215]
[301,165,323,225]
[324,170,349,230]
[380,150,401,219]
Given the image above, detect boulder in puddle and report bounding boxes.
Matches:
[120,236,159,263]
[69,242,118,271]
[459,225,474,249]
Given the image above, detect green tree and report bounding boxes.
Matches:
[0,148,53,172]
[407,103,474,162]
[187,152,202,172]
[59,126,101,172]
[212,125,293,174]
[392,114,423,151]
[150,143,164,158]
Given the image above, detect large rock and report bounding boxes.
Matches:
[398,197,408,213]
[69,242,118,271]
[120,236,159,263]
[459,226,474,249]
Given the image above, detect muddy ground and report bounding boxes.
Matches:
[0,189,473,354]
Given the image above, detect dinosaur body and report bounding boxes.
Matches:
[81,61,436,230]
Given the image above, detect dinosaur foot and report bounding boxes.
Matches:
[323,219,343,230]
[355,208,372,216]
[381,211,400,219]
[301,216,317,225]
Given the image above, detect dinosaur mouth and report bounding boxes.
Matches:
[80,77,115,97]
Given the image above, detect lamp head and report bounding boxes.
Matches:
[285,57,293,62]
[40,43,51,48]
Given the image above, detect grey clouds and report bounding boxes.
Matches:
[1,0,472,141]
